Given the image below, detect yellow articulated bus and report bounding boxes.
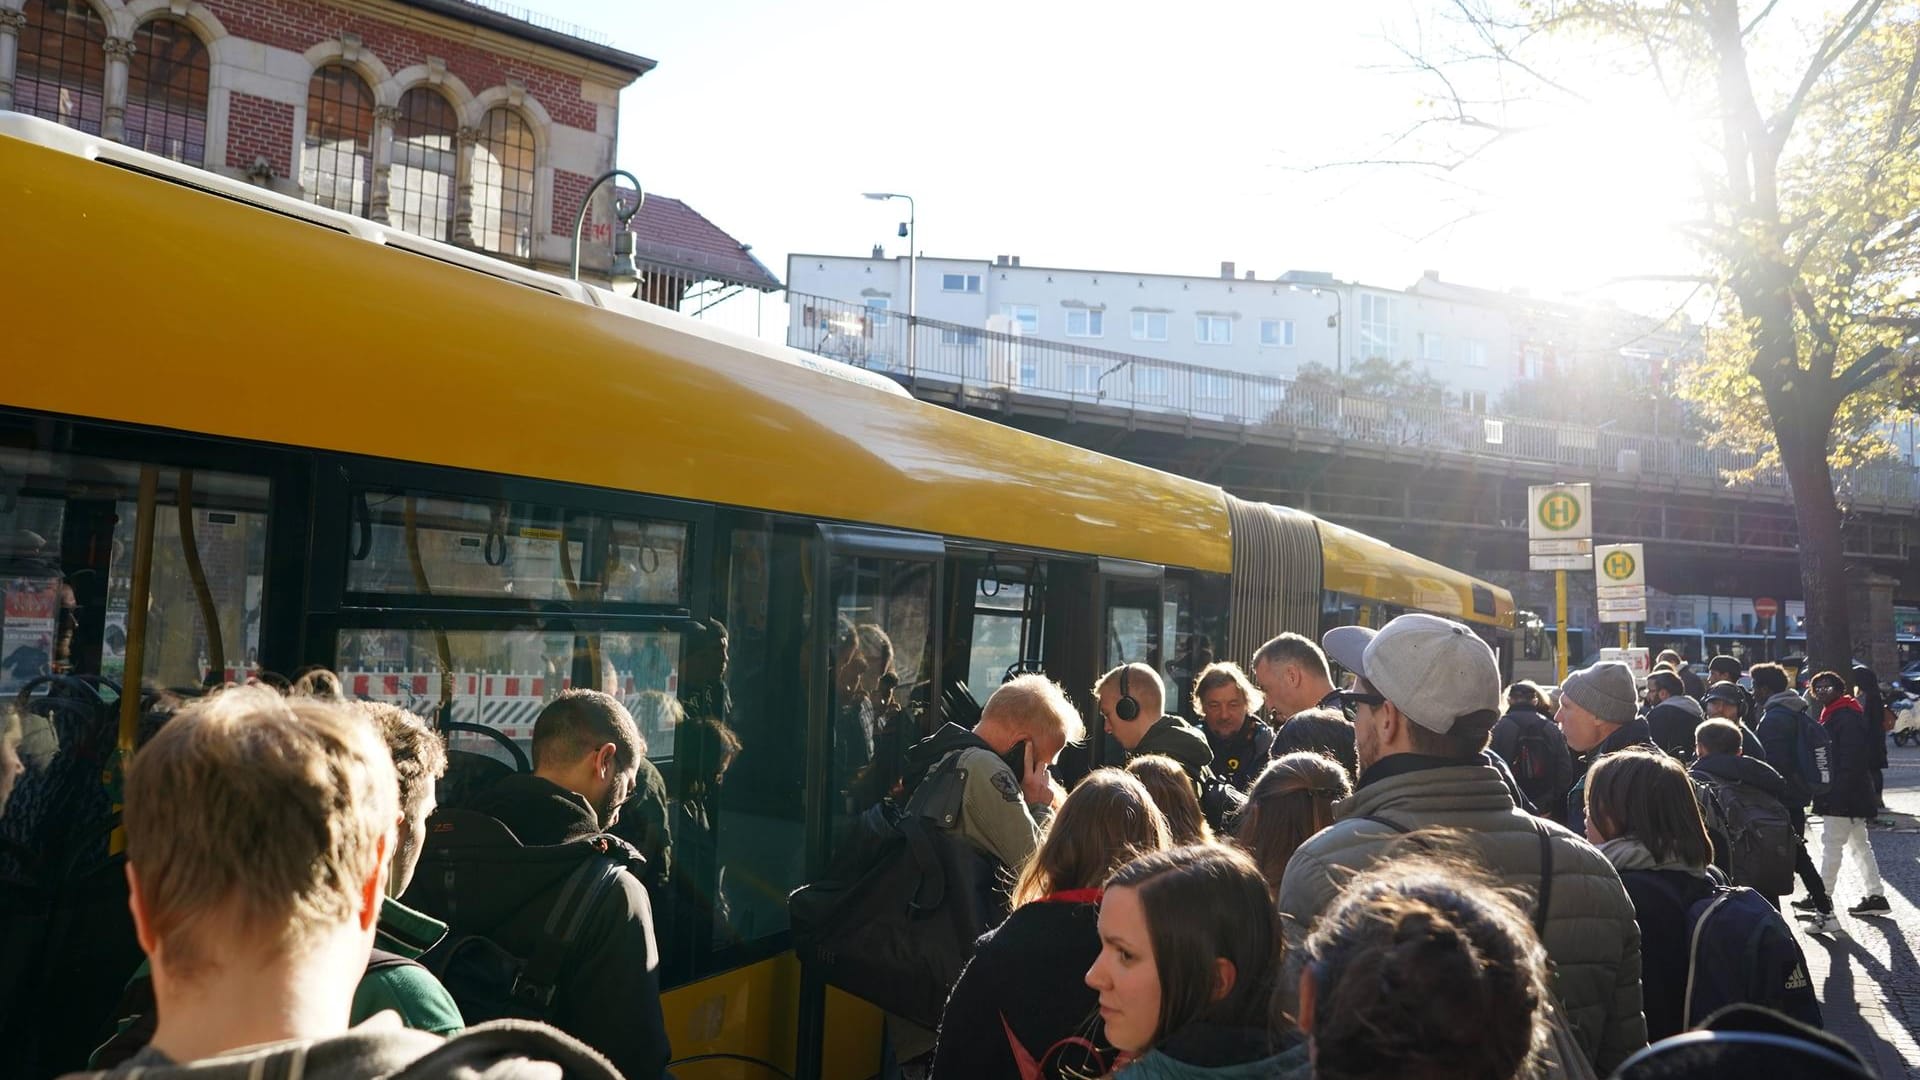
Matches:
[0,114,1511,1080]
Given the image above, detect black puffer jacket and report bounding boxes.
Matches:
[407,774,671,1080]
[1812,698,1879,820]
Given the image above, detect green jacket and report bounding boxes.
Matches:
[1276,759,1647,1074]
[90,899,463,1068]
[1129,715,1215,781]
[352,896,465,1036]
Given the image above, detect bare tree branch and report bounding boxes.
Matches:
[1836,345,1893,396]
[1742,0,1785,37]
[1446,0,1595,104]
[1770,0,1886,148]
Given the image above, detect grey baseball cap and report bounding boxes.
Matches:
[1322,613,1502,734]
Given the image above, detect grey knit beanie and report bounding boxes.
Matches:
[1560,661,1639,726]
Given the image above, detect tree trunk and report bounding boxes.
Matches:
[1775,399,1853,674]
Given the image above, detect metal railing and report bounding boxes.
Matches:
[786,292,1920,507]
[448,0,618,47]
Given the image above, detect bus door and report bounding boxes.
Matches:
[796,525,944,1080]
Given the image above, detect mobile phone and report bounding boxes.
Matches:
[999,738,1031,778]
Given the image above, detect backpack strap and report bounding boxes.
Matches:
[364,947,424,977]
[512,856,623,1011]
[904,745,978,828]
[898,811,949,915]
[1529,818,1554,936]
[1359,813,1411,834]
[1368,813,1556,935]
[1681,890,1736,1029]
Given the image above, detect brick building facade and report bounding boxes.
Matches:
[0,0,654,277]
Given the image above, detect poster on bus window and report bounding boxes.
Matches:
[1,577,63,694]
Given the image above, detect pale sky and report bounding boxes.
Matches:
[517,0,1706,312]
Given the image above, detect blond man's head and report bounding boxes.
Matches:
[980,674,1087,760]
[125,686,397,981]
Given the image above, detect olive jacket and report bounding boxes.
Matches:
[1276,758,1648,1074]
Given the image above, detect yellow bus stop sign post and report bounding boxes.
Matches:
[1529,484,1593,684]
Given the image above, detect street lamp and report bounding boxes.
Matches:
[571,168,643,291]
[863,191,916,374]
[1289,282,1344,377]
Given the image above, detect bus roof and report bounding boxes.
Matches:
[0,116,1233,571]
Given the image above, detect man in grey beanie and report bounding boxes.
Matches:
[1558,660,1656,836]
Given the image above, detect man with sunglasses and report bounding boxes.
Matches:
[1276,614,1647,1075]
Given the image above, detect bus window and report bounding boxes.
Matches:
[346,489,689,607]
[1,449,270,696]
[331,626,684,767]
[682,521,813,968]
[1104,577,1162,671]
[828,552,936,829]
[963,558,1043,694]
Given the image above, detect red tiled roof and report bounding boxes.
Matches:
[614,190,780,292]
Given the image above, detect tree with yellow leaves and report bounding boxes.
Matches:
[1404,0,1920,670]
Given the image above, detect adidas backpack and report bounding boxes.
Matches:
[1659,877,1822,1031]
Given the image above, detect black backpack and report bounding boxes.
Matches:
[788,747,1008,1029]
[1510,712,1556,787]
[1695,776,1797,898]
[407,810,635,1026]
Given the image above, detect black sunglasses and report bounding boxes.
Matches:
[1339,690,1387,709]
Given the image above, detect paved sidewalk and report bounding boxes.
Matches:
[1791,746,1920,1079]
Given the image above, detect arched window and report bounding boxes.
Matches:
[471,107,536,259]
[302,64,374,216]
[389,87,458,241]
[15,0,106,135]
[124,18,209,166]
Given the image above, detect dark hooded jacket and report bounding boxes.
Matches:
[1491,705,1573,822]
[1689,751,1789,803]
[1645,695,1705,763]
[61,1017,624,1080]
[1756,690,1816,807]
[1130,715,1244,831]
[1130,715,1215,781]
[1852,665,1890,772]
[406,773,671,1080]
[1204,718,1274,792]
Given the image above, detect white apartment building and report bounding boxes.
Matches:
[786,252,1692,412]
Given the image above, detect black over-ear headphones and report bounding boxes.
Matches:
[1115,665,1140,722]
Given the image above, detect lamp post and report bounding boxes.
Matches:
[863,191,916,374]
[1288,282,1344,377]
[570,168,643,290]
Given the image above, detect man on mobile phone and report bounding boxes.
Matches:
[893,674,1081,869]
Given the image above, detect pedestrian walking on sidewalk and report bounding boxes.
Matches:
[1808,671,1889,918]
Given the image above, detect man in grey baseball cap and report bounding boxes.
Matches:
[1279,614,1647,1074]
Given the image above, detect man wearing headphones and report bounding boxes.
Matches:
[1096,662,1218,791]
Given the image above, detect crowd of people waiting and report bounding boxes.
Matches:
[0,614,1901,1080]
[896,622,1894,1079]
